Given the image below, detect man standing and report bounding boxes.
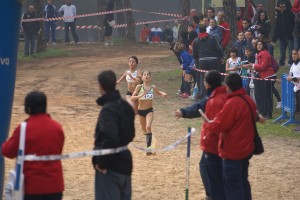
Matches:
[205,73,265,200]
[22,5,40,56]
[272,1,295,66]
[58,0,79,44]
[92,70,135,200]
[104,0,115,46]
[44,0,58,45]
[193,24,223,99]
[217,11,230,50]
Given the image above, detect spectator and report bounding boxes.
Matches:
[173,20,180,42]
[202,17,210,33]
[245,30,254,50]
[272,1,295,66]
[193,24,223,99]
[217,11,230,49]
[205,73,263,200]
[192,15,200,34]
[162,23,173,44]
[206,7,218,22]
[226,48,242,74]
[173,42,195,98]
[187,24,198,53]
[292,0,300,50]
[174,70,227,200]
[93,70,135,200]
[237,8,243,32]
[254,2,266,22]
[21,5,40,56]
[1,91,64,199]
[242,18,252,33]
[140,24,151,42]
[189,8,198,23]
[254,11,271,39]
[208,18,222,45]
[247,0,257,23]
[103,0,115,46]
[44,0,58,46]
[150,22,163,43]
[287,49,300,112]
[233,32,247,60]
[58,0,80,45]
[243,40,276,119]
[276,0,292,13]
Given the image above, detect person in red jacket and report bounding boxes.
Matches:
[243,40,276,119]
[205,73,264,200]
[217,11,230,49]
[1,91,64,200]
[174,70,227,200]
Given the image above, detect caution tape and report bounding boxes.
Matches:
[56,25,99,30]
[23,146,128,161]
[193,68,277,82]
[130,128,196,153]
[21,128,196,161]
[131,9,182,18]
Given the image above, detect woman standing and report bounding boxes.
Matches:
[243,40,276,119]
[254,11,271,39]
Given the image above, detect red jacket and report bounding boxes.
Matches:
[254,50,275,78]
[1,114,64,195]
[219,21,231,48]
[237,18,243,33]
[200,86,227,155]
[292,0,300,13]
[206,88,256,160]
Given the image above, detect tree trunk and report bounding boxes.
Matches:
[244,0,249,19]
[115,0,126,38]
[34,0,47,52]
[97,0,107,42]
[123,0,135,42]
[178,0,190,41]
[222,0,237,48]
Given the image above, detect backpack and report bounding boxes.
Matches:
[270,56,279,73]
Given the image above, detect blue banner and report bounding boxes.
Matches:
[0,0,23,198]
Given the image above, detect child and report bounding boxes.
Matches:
[173,42,195,98]
[287,49,300,112]
[140,24,151,42]
[226,48,241,74]
[243,46,255,99]
[116,56,142,113]
[131,71,167,155]
[150,22,163,43]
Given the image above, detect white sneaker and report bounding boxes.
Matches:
[52,42,56,46]
[276,101,282,109]
[104,42,109,46]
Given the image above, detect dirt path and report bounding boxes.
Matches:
[5,44,300,200]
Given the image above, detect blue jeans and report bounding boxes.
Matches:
[45,21,56,43]
[204,152,226,200]
[199,153,211,197]
[279,38,294,65]
[95,170,131,200]
[24,33,36,56]
[222,156,252,200]
[64,21,79,43]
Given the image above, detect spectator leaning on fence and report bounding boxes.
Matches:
[104,0,115,46]
[58,0,80,45]
[1,91,65,199]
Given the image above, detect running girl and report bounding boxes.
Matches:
[131,71,167,154]
[117,56,142,112]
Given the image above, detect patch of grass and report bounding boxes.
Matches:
[18,47,68,60]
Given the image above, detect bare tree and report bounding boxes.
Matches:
[34,0,47,52]
[97,0,107,42]
[123,0,135,41]
[115,0,126,38]
[178,0,190,40]
[222,0,238,47]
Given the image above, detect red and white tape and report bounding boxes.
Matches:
[56,25,98,30]
[193,68,277,82]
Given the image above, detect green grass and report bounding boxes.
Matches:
[18,47,68,61]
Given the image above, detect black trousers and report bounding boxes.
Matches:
[25,193,63,200]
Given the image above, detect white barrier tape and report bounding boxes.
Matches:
[130,128,196,153]
[131,9,182,18]
[22,8,132,22]
[56,25,98,30]
[21,128,196,161]
[23,146,128,161]
[193,68,277,82]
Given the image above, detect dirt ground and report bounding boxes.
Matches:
[4,43,300,200]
